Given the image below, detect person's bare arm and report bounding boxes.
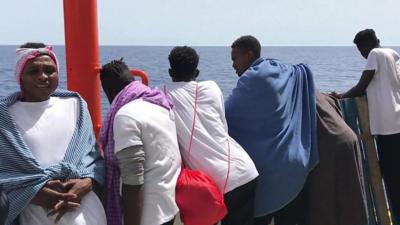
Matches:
[116,145,145,225]
[334,70,375,98]
[122,184,144,225]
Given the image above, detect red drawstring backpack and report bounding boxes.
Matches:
[174,83,231,225]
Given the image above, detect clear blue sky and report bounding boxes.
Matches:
[0,0,399,46]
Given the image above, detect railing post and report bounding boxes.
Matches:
[355,96,392,225]
[63,0,101,138]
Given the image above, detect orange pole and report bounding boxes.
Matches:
[63,0,101,138]
[130,69,149,85]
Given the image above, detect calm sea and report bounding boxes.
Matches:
[1,46,399,116]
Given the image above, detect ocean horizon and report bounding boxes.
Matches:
[2,45,399,117]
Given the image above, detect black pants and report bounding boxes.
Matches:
[377,133,400,222]
[252,187,307,225]
[162,217,175,225]
[221,178,257,225]
[0,188,8,225]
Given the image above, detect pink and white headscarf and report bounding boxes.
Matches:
[15,46,59,84]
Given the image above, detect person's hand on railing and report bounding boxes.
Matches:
[330,91,344,99]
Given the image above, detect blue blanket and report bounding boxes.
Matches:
[225,58,319,216]
[0,90,104,224]
[0,187,8,225]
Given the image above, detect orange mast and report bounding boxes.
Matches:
[63,0,102,137]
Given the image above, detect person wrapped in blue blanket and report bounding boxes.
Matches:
[0,186,8,225]
[225,35,319,225]
[0,43,105,225]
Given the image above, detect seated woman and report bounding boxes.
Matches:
[0,43,106,225]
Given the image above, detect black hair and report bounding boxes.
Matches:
[19,42,46,48]
[168,46,199,80]
[100,58,134,103]
[100,58,133,84]
[231,35,261,59]
[353,29,380,47]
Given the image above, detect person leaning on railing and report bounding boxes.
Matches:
[333,28,400,222]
